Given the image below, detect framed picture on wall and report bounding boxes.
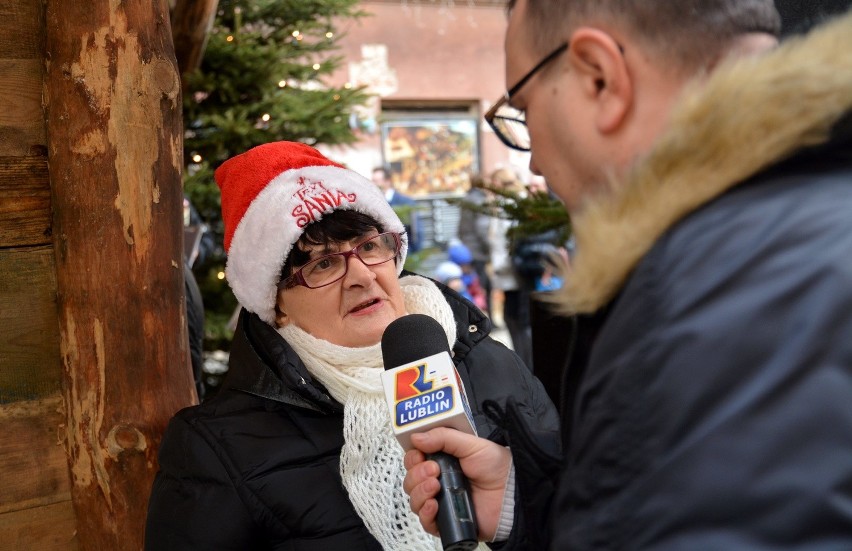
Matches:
[380,116,480,197]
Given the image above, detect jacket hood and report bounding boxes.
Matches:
[547,11,852,315]
[221,273,492,411]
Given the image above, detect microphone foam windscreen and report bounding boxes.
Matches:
[381,314,450,369]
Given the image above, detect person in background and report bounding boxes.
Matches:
[182,195,214,401]
[448,241,488,312]
[372,165,421,252]
[371,165,415,207]
[404,1,852,548]
[145,141,559,550]
[456,173,494,318]
[511,229,565,295]
[488,167,533,370]
[183,195,215,267]
[433,259,475,305]
[182,263,205,401]
[510,175,568,296]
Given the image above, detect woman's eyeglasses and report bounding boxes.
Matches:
[278,232,401,290]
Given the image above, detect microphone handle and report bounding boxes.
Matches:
[429,451,479,551]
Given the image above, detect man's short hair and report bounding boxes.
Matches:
[372,166,391,179]
[514,0,781,72]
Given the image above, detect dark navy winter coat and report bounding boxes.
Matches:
[498,15,852,550]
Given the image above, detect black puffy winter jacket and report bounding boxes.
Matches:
[144,276,559,550]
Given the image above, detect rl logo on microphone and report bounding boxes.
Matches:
[394,364,455,427]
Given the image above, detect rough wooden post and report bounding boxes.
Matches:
[43,1,196,548]
[171,0,220,78]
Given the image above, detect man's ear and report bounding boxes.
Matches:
[567,28,632,133]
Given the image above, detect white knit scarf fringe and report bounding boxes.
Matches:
[279,275,483,551]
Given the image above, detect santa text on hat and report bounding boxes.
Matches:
[215,141,408,325]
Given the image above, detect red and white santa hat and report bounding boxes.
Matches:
[215,141,408,325]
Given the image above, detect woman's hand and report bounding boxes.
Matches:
[403,428,513,541]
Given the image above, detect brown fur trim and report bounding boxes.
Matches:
[544,12,852,315]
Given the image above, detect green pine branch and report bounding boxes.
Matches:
[451,185,572,246]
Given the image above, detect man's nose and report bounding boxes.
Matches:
[529,157,542,176]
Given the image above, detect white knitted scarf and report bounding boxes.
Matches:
[278,275,458,551]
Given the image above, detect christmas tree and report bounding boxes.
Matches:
[181,0,370,350]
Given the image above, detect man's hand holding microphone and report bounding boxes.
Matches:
[402,427,512,542]
[380,314,513,548]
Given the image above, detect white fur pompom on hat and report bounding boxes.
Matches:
[215,141,408,325]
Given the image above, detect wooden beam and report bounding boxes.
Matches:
[0,157,51,247]
[0,396,70,513]
[43,1,196,548]
[0,0,47,156]
[0,0,44,59]
[170,0,219,78]
[0,246,61,402]
[0,396,77,548]
[0,501,78,551]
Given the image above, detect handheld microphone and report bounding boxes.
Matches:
[381,314,479,551]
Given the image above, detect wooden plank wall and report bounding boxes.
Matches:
[0,0,79,547]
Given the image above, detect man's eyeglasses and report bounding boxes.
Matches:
[278,232,401,290]
[484,43,568,152]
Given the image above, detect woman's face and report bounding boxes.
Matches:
[275,232,407,347]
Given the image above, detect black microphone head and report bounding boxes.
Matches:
[381,314,451,370]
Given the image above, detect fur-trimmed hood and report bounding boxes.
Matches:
[548,11,852,315]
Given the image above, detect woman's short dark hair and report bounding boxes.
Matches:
[280,210,386,279]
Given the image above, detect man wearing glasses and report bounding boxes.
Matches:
[405,0,852,548]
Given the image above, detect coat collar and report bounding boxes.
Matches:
[223,308,341,412]
[547,12,852,315]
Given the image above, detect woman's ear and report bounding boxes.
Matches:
[567,27,633,133]
[274,302,290,328]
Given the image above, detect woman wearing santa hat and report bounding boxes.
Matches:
[144,141,559,550]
